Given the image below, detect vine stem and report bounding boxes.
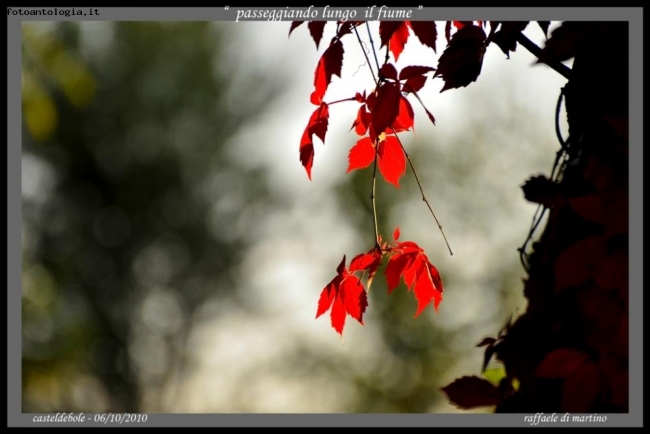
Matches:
[391,128,454,256]
[516,33,572,80]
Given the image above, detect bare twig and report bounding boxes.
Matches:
[390,128,453,256]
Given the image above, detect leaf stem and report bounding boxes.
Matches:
[391,129,453,256]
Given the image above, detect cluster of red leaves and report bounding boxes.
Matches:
[290,20,502,183]
[316,228,444,336]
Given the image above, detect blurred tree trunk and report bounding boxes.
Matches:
[494,22,629,413]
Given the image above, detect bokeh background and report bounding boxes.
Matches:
[21,20,568,413]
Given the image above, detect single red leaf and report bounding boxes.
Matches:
[299,103,329,179]
[392,96,415,132]
[371,82,401,139]
[393,226,400,241]
[434,25,487,92]
[308,21,327,49]
[379,21,402,48]
[351,106,372,136]
[402,75,427,94]
[288,21,304,37]
[350,247,384,289]
[378,135,406,188]
[408,21,437,53]
[379,63,398,81]
[346,137,375,173]
[453,21,472,29]
[441,376,503,409]
[534,348,590,379]
[310,39,344,105]
[354,91,366,103]
[399,65,436,81]
[299,140,314,180]
[388,21,410,61]
[316,255,368,336]
[561,360,600,412]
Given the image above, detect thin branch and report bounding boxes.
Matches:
[354,26,378,85]
[371,140,381,247]
[390,129,453,256]
[516,33,572,80]
[365,22,382,74]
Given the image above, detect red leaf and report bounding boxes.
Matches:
[392,96,415,132]
[346,137,375,173]
[299,103,330,179]
[402,75,427,94]
[379,21,402,48]
[388,22,410,61]
[379,63,398,81]
[399,65,436,81]
[434,25,487,92]
[441,376,503,409]
[393,226,400,241]
[351,106,372,136]
[350,247,384,289]
[408,21,437,53]
[371,82,401,139]
[385,236,444,316]
[288,21,304,37]
[378,135,406,188]
[534,348,590,379]
[316,255,368,336]
[310,39,344,105]
[308,21,327,49]
[561,360,600,412]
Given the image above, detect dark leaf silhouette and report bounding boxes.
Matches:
[308,21,327,49]
[408,21,437,52]
[441,376,503,409]
[288,21,304,36]
[435,25,487,92]
[534,348,590,379]
[554,236,607,293]
[371,82,401,139]
[521,175,559,207]
[561,360,600,412]
[537,21,550,38]
[491,21,529,58]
